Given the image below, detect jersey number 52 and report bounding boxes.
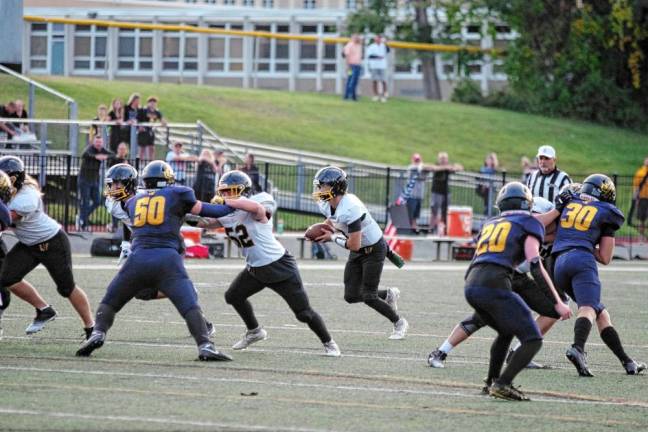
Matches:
[225,225,255,248]
[476,221,511,255]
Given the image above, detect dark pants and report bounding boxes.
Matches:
[344,65,362,100]
[79,179,101,228]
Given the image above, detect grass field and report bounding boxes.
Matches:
[1,74,646,174]
[1,257,647,431]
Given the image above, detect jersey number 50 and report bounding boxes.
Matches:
[560,203,598,232]
[476,221,511,255]
[133,196,166,227]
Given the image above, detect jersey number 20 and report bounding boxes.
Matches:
[476,221,511,255]
[560,203,598,232]
[133,196,166,227]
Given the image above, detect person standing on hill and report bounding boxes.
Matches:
[343,34,363,101]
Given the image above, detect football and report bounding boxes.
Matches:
[304,223,335,241]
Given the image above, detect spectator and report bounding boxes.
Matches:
[366,35,390,103]
[397,153,428,229]
[89,104,110,144]
[429,152,463,235]
[11,99,29,133]
[0,101,18,140]
[632,156,648,240]
[213,148,232,176]
[343,34,363,101]
[526,145,571,203]
[137,96,165,161]
[108,98,127,153]
[108,142,129,167]
[241,153,262,193]
[192,149,219,202]
[165,142,197,185]
[520,156,535,184]
[476,152,499,214]
[123,93,140,149]
[78,135,112,231]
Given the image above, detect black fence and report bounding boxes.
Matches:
[5,153,644,240]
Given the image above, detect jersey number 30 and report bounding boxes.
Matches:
[133,196,166,227]
[560,203,598,232]
[476,221,511,255]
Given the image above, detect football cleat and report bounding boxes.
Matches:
[481,378,493,395]
[232,327,267,350]
[76,331,106,357]
[385,287,401,311]
[25,305,57,335]
[489,382,530,401]
[623,359,646,375]
[206,320,216,337]
[323,340,341,357]
[566,346,594,377]
[198,342,232,361]
[506,349,549,369]
[427,349,447,368]
[389,318,409,340]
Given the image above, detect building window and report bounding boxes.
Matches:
[243,0,254,6]
[262,0,274,7]
[207,23,244,74]
[29,23,48,71]
[303,0,316,8]
[72,25,107,73]
[118,28,153,73]
[223,0,235,4]
[345,0,357,9]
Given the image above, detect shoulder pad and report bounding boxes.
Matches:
[251,192,277,213]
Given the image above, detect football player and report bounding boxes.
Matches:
[77,161,246,361]
[0,156,95,337]
[538,174,646,376]
[428,196,568,368]
[464,182,571,400]
[312,166,407,340]
[202,171,340,357]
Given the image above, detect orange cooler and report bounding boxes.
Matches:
[446,206,472,238]
[180,226,203,246]
[393,239,413,261]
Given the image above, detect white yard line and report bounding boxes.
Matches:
[0,407,333,432]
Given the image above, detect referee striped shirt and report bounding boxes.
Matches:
[526,168,571,203]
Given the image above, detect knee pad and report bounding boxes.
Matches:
[460,314,486,336]
[56,283,76,298]
[344,294,362,304]
[295,308,315,323]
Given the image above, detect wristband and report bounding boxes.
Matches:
[332,234,347,249]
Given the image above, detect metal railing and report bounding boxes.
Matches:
[1,152,642,244]
[0,64,79,153]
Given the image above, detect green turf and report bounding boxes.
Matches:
[1,74,646,174]
[1,258,647,431]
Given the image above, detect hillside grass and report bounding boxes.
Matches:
[1,75,646,175]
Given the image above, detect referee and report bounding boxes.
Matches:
[526,145,571,202]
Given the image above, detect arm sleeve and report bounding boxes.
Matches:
[0,200,11,230]
[199,202,235,218]
[347,215,365,233]
[601,224,616,238]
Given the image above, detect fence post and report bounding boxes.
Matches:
[295,163,305,211]
[69,101,78,155]
[612,173,618,186]
[487,177,494,217]
[347,164,354,193]
[130,124,138,158]
[39,122,47,188]
[384,167,391,225]
[264,161,269,192]
[501,170,507,185]
[28,83,35,133]
[197,122,203,153]
[63,154,72,233]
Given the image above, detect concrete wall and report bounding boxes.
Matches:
[0,0,23,68]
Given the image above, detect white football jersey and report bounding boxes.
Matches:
[217,192,284,267]
[9,186,60,246]
[106,197,132,226]
[318,193,382,247]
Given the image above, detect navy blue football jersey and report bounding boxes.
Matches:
[0,199,10,230]
[125,186,197,251]
[471,212,545,270]
[552,196,624,255]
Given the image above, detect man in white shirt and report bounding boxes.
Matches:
[165,142,197,185]
[366,35,390,102]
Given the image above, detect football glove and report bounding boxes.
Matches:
[210,195,225,205]
[118,241,131,266]
[554,190,573,214]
